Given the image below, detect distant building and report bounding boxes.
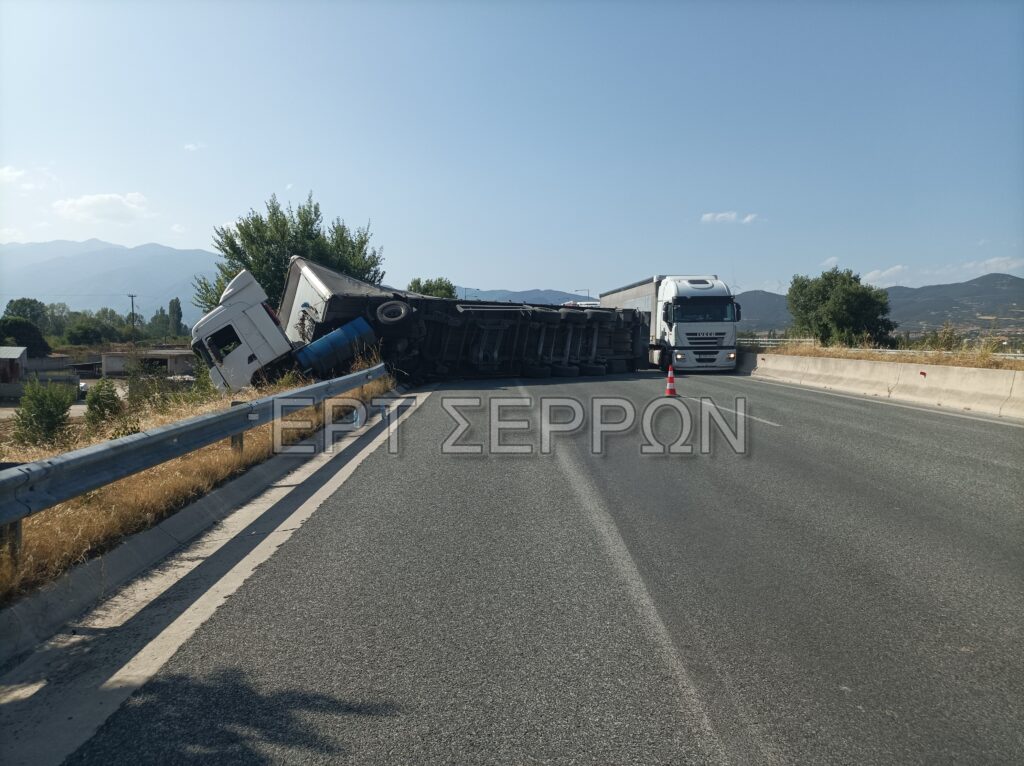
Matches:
[0,346,28,400]
[0,346,28,383]
[101,349,196,377]
[24,353,71,374]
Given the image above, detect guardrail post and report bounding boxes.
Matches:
[230,400,244,453]
[1,520,22,564]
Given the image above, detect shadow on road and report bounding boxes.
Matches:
[64,667,398,764]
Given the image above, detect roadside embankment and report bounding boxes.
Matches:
[750,353,1024,419]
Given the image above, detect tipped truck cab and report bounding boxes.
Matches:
[191,271,294,391]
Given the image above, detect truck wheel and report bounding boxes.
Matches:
[551,363,580,377]
[579,362,607,376]
[524,364,551,378]
[377,301,411,325]
[607,359,628,374]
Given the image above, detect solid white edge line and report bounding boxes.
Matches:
[99,391,431,693]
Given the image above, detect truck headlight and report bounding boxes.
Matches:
[727,352,736,359]
[675,352,685,360]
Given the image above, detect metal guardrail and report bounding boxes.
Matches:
[0,363,387,556]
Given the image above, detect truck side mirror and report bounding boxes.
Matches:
[735,303,742,321]
[662,304,672,324]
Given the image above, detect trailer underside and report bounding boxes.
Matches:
[299,293,650,380]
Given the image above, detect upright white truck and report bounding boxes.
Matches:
[600,275,741,371]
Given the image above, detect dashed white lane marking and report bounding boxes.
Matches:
[679,395,783,427]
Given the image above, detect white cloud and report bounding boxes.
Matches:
[976,238,989,247]
[0,226,26,242]
[961,256,1024,275]
[0,165,26,184]
[820,256,839,268]
[52,192,152,223]
[170,223,186,233]
[286,182,294,191]
[700,210,758,224]
[863,265,908,287]
[184,142,207,152]
[701,211,736,223]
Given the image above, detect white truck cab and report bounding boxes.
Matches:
[601,275,741,371]
[191,271,293,391]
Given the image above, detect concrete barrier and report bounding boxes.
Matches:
[751,354,1022,419]
[1000,371,1024,419]
[891,362,1016,416]
[797,356,901,399]
[752,353,811,384]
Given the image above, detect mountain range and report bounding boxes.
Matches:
[0,239,219,325]
[455,287,584,304]
[2,240,1021,332]
[735,273,1024,332]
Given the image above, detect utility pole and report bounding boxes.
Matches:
[575,289,591,299]
[128,293,137,343]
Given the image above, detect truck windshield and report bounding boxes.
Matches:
[672,297,736,323]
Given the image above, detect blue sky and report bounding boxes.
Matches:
[1,0,1022,295]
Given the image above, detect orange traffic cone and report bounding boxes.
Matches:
[665,365,677,396]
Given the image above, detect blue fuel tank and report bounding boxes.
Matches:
[293,317,377,377]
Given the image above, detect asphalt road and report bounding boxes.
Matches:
[61,372,1023,764]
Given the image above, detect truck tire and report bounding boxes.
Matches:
[659,348,671,372]
[551,363,580,377]
[376,300,411,325]
[524,364,551,378]
[579,362,607,376]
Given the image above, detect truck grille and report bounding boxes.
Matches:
[685,332,726,348]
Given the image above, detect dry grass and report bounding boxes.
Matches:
[0,364,393,606]
[764,344,1024,371]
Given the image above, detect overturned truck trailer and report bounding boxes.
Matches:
[192,257,649,391]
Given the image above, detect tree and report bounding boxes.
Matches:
[4,298,49,333]
[66,316,125,345]
[168,298,185,336]
[147,307,171,338]
[408,277,458,299]
[0,316,51,357]
[787,267,896,346]
[94,307,128,330]
[193,193,386,312]
[45,303,71,337]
